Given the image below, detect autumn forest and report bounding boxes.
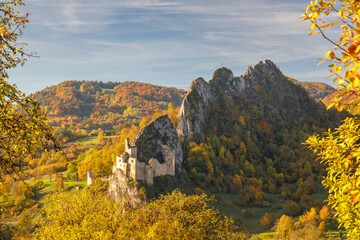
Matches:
[2,0,360,239]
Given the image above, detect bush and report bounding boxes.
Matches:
[32,180,45,190]
[10,197,37,216]
[284,201,301,216]
[259,212,277,230]
[36,188,247,239]
[56,174,65,193]
[194,187,205,195]
[241,209,252,218]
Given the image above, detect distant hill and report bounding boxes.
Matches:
[292,79,360,115]
[31,80,187,142]
[322,91,360,115]
[290,79,336,101]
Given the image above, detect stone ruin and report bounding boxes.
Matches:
[87,171,95,185]
[112,138,175,185]
[104,115,183,205]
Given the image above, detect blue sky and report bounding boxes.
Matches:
[8,0,333,94]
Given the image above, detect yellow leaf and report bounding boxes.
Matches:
[317,60,325,65]
[344,63,352,68]
[342,11,347,20]
[335,66,342,74]
[353,78,360,88]
[310,24,317,30]
[326,50,335,59]
[327,103,335,109]
[339,78,345,85]
[308,31,319,36]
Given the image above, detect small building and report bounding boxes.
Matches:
[112,138,175,185]
[87,171,95,185]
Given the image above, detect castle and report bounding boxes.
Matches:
[112,138,175,185]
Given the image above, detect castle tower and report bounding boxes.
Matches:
[161,144,175,176]
[87,171,95,185]
[125,138,137,158]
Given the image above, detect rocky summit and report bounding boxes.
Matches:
[177,60,320,142]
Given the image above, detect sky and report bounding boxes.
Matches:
[8,0,334,94]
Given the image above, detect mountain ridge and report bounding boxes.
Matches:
[176,60,347,220]
[178,60,325,142]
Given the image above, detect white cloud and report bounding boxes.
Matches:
[9,0,336,94]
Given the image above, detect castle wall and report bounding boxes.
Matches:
[145,165,154,185]
[149,158,174,177]
[129,157,137,180]
[113,139,176,185]
[135,161,146,181]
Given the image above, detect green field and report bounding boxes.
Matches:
[213,191,286,233]
[2,174,86,227]
[258,231,276,239]
[211,180,329,234]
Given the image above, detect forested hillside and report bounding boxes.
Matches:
[322,92,360,115]
[32,80,186,143]
[2,81,186,185]
[2,65,351,237]
[290,79,336,101]
[177,61,349,229]
[292,79,360,115]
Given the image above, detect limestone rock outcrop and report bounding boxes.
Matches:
[109,169,143,207]
[176,78,212,141]
[177,60,317,142]
[109,114,183,204]
[134,115,183,165]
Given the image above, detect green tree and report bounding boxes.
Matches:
[284,201,301,217]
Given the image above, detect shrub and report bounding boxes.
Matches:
[284,201,301,216]
[241,209,252,218]
[259,212,277,230]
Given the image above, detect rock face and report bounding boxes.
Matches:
[108,169,143,207]
[109,114,182,204]
[134,115,183,165]
[177,78,212,141]
[177,60,318,141]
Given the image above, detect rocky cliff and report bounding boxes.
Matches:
[109,114,183,205]
[134,115,183,165]
[109,169,144,207]
[177,60,319,141]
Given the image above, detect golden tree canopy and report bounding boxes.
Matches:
[0,0,59,181]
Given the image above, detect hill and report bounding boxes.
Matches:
[177,60,348,230]
[31,80,187,143]
[290,79,336,101]
[2,61,350,238]
[322,91,360,115]
[291,79,360,115]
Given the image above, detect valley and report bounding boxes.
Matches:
[1,60,349,239]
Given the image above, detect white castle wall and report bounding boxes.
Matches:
[112,138,175,185]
